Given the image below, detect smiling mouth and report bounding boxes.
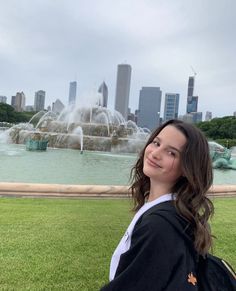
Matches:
[146,158,162,168]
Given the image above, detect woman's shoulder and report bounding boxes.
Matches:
[134,200,193,243]
[136,200,178,226]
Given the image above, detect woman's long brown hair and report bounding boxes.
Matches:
[130,119,214,255]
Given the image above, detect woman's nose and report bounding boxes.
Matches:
[151,147,162,159]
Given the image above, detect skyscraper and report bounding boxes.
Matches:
[137,87,162,130]
[187,96,198,113]
[186,76,198,114]
[11,92,25,112]
[0,96,7,103]
[205,111,212,121]
[34,90,46,111]
[114,64,132,120]
[187,76,195,97]
[68,81,77,105]
[52,99,65,114]
[163,93,179,122]
[98,81,108,107]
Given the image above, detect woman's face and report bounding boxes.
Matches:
[143,125,187,188]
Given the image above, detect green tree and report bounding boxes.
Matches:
[0,103,16,123]
[0,103,37,123]
[197,116,236,140]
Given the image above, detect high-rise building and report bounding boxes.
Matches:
[186,75,198,114]
[11,96,16,108]
[205,111,212,121]
[34,90,45,111]
[0,96,7,103]
[187,96,198,113]
[25,105,34,112]
[114,64,132,120]
[11,92,25,112]
[52,99,65,114]
[137,87,162,130]
[185,74,202,124]
[98,81,108,107]
[163,93,179,122]
[179,112,202,123]
[68,81,77,105]
[187,76,195,97]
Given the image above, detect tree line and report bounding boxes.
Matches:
[196,116,236,148]
[0,103,36,123]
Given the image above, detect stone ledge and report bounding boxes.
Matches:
[0,182,235,198]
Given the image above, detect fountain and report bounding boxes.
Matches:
[3,96,149,153]
[209,141,236,170]
[1,96,236,168]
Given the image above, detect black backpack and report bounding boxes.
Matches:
[197,253,236,291]
[155,204,236,291]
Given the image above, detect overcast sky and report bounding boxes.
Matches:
[0,0,235,118]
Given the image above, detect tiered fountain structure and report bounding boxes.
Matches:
[209,141,236,170]
[2,99,236,169]
[7,105,150,153]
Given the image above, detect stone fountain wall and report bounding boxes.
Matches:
[7,114,148,153]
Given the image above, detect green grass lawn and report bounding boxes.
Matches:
[0,197,235,290]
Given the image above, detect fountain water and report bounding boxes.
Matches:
[3,95,149,153]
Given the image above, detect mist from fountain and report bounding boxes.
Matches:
[3,92,149,153]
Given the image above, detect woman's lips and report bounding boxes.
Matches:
[146,157,162,168]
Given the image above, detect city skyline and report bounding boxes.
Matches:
[0,0,235,118]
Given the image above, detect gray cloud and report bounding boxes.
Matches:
[0,0,235,117]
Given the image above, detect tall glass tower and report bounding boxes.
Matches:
[137,87,162,130]
[114,64,132,120]
[68,81,77,105]
[163,93,179,122]
[34,90,46,111]
[98,81,108,107]
[186,76,198,113]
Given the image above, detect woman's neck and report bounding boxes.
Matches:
[147,183,172,202]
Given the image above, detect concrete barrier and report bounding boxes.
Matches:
[0,182,235,198]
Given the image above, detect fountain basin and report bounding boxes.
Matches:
[0,182,235,198]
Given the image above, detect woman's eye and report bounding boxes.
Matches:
[167,151,175,156]
[152,140,159,146]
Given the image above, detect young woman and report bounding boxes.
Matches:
[101,119,214,291]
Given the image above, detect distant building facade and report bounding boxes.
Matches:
[186,75,198,113]
[68,81,77,105]
[11,92,25,112]
[52,99,65,114]
[205,111,212,121]
[137,87,162,130]
[114,64,132,120]
[163,93,179,122]
[186,75,202,123]
[187,76,195,97]
[179,112,202,123]
[98,81,108,107]
[25,105,34,112]
[191,112,202,123]
[0,96,7,103]
[34,90,45,111]
[187,96,198,113]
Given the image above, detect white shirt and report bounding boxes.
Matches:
[109,193,173,281]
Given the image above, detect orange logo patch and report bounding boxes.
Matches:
[187,272,197,286]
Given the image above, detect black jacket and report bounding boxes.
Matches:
[100,201,198,291]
